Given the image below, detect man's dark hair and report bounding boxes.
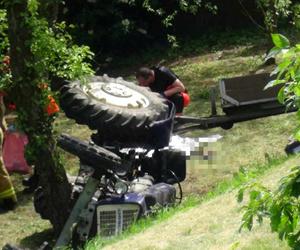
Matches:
[136,67,152,79]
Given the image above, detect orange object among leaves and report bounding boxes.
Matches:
[46,95,60,115]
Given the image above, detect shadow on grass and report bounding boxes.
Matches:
[0,185,27,214]
[15,191,33,208]
[20,228,54,250]
[9,174,34,207]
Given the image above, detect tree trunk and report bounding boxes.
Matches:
[6,1,71,234]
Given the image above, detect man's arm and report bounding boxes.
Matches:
[163,79,185,97]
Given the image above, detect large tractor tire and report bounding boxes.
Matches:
[59,75,169,142]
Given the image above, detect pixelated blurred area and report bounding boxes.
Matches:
[169,134,224,170]
[187,141,220,169]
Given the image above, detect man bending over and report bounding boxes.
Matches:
[136,66,190,114]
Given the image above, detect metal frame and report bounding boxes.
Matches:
[173,106,296,134]
[219,79,240,106]
[219,79,278,107]
[174,73,297,134]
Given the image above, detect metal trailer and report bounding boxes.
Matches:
[174,72,297,134]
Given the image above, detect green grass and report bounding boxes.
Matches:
[102,27,300,78]
[1,28,300,249]
[97,157,300,250]
[101,28,269,77]
[85,155,297,250]
[173,52,264,116]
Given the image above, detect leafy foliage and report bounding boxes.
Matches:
[0,9,10,90]
[0,9,8,53]
[264,34,300,135]
[256,0,293,33]
[24,4,93,159]
[239,166,300,249]
[26,0,94,81]
[137,0,217,46]
[29,19,94,81]
[292,3,300,29]
[0,5,94,97]
[239,34,300,249]
[0,0,96,231]
[0,3,94,147]
[63,0,217,52]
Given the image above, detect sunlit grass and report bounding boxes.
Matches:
[1,29,299,249]
[87,156,299,250]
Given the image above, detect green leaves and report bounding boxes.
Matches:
[265,34,300,111]
[237,187,245,203]
[139,0,216,46]
[265,47,281,62]
[264,79,285,90]
[27,0,39,14]
[0,9,10,91]
[256,0,293,34]
[293,129,300,142]
[277,87,285,104]
[0,9,8,54]
[271,34,290,49]
[239,165,300,248]
[29,16,94,81]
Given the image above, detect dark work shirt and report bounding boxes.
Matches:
[150,66,177,93]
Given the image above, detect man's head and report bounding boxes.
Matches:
[136,67,154,87]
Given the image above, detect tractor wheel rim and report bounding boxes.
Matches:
[84,82,150,108]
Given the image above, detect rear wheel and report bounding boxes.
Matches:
[220,122,233,130]
[60,75,169,142]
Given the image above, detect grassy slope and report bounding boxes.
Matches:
[98,157,300,250]
[169,44,297,195]
[0,118,91,249]
[0,30,299,248]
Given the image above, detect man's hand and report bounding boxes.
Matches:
[163,79,185,97]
